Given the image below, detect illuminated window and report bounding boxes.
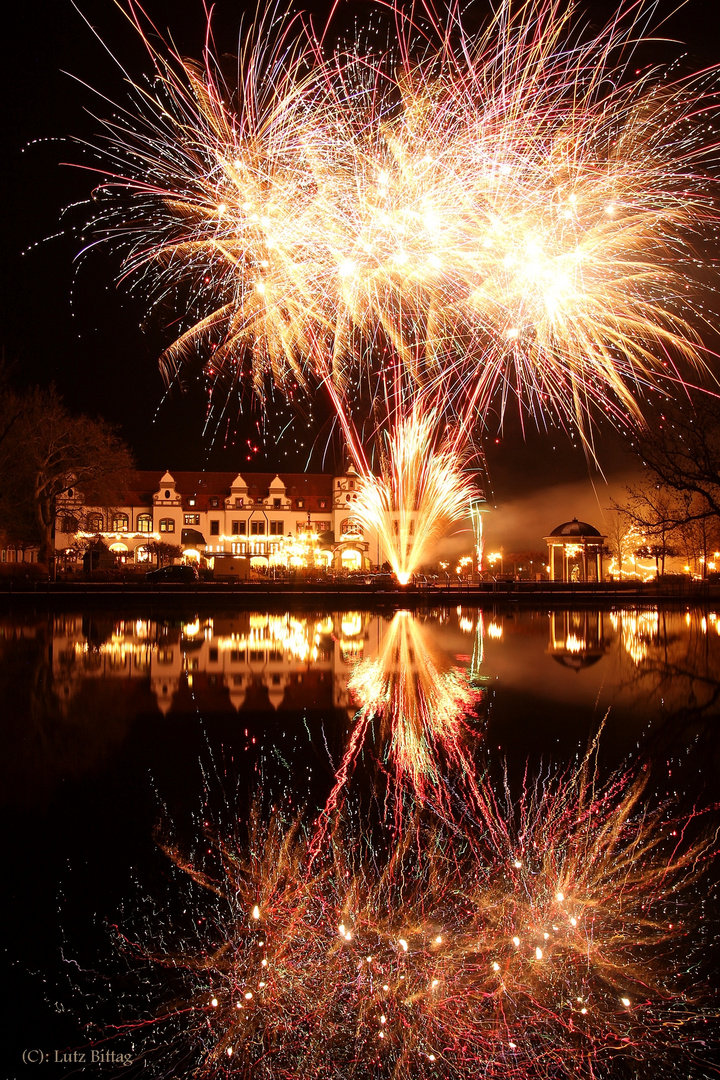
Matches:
[297,499,305,509]
[87,514,103,533]
[184,514,200,526]
[159,518,175,533]
[137,515,153,533]
[112,513,129,532]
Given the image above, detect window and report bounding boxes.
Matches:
[112,513,128,532]
[342,518,362,536]
[137,514,153,533]
[67,489,74,497]
[61,515,78,533]
[235,497,244,507]
[250,520,266,536]
[159,518,175,533]
[210,520,220,536]
[164,489,171,499]
[184,514,200,526]
[319,499,327,509]
[188,498,196,507]
[348,480,355,490]
[231,520,246,535]
[273,497,281,507]
[87,514,103,533]
[210,497,219,508]
[297,499,305,509]
[269,520,283,535]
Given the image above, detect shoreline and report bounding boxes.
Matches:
[0,578,717,608]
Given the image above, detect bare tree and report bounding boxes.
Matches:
[603,510,631,577]
[144,540,182,567]
[633,396,720,522]
[0,386,134,571]
[614,485,680,576]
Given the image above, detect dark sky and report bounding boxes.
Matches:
[2,0,719,548]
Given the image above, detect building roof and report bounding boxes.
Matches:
[547,517,603,538]
[124,470,335,512]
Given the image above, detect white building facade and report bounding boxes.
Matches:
[54,467,378,572]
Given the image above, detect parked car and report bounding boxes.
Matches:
[145,563,199,583]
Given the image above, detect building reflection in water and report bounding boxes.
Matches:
[43,605,720,722]
[52,612,369,716]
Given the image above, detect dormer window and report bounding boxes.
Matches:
[273,498,281,508]
[210,497,219,508]
[348,480,354,490]
[297,499,305,509]
[235,497,243,507]
[319,499,326,509]
[164,490,171,499]
[188,498,196,507]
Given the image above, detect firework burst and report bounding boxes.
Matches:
[80,0,720,442]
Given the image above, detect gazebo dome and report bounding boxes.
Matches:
[549,518,602,538]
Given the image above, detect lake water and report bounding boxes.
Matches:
[3,603,719,1078]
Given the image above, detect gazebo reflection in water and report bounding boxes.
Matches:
[547,610,611,671]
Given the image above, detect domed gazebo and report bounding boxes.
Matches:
[544,518,606,582]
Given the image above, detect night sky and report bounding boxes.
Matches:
[2,0,720,549]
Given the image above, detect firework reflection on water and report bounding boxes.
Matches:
[97,740,717,1079]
